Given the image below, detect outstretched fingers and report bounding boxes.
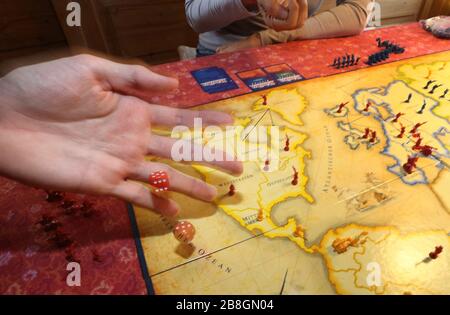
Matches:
[130,162,218,202]
[148,134,243,175]
[148,105,234,127]
[111,181,180,216]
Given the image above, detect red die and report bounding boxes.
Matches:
[149,171,170,192]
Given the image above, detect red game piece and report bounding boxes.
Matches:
[420,145,435,157]
[228,184,236,196]
[45,191,64,203]
[369,131,377,143]
[363,101,372,112]
[393,112,404,123]
[291,167,299,186]
[284,135,290,152]
[80,201,95,218]
[38,214,61,232]
[60,200,77,215]
[397,124,406,138]
[362,128,371,139]
[64,244,79,263]
[337,102,349,113]
[257,209,264,222]
[91,249,102,263]
[149,171,169,192]
[410,122,427,134]
[262,95,268,106]
[173,221,196,244]
[264,159,270,172]
[429,246,443,260]
[49,229,73,249]
[412,137,423,151]
[403,156,419,174]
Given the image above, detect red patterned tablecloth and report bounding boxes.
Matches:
[0,23,449,295]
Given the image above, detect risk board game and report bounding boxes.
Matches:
[133,50,450,295]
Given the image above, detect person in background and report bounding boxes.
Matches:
[185,0,372,55]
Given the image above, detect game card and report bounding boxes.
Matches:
[237,64,304,91]
[191,67,238,94]
[263,64,304,84]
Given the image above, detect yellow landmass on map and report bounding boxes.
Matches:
[397,61,450,121]
[319,224,450,295]
[193,89,315,253]
[253,88,307,126]
[135,51,450,295]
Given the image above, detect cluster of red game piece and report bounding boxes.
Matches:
[336,102,348,114]
[361,128,377,143]
[39,191,100,263]
[402,156,419,175]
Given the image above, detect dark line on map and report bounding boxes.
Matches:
[150,226,281,278]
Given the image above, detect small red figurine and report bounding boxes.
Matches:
[149,171,170,192]
[397,124,406,138]
[257,209,264,222]
[362,128,371,139]
[264,159,270,172]
[65,243,79,263]
[291,167,299,186]
[262,95,268,106]
[91,249,102,263]
[410,122,427,134]
[228,184,236,196]
[363,101,372,112]
[420,145,435,157]
[412,137,423,151]
[38,214,61,232]
[369,131,377,143]
[393,112,404,123]
[429,246,443,260]
[284,135,290,152]
[403,156,419,174]
[49,228,73,249]
[337,102,349,113]
[45,191,64,203]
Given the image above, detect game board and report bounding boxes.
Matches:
[133,50,450,295]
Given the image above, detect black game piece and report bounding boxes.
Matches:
[403,93,413,103]
[429,84,442,94]
[376,38,382,47]
[440,89,448,99]
[417,101,427,114]
[355,57,360,65]
[423,80,436,89]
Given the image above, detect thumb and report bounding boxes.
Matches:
[91,56,179,96]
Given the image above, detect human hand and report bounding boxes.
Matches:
[0,55,242,216]
[217,34,263,54]
[258,0,308,32]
